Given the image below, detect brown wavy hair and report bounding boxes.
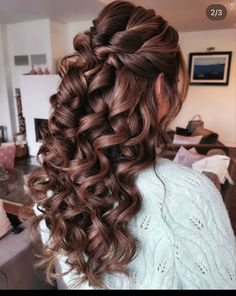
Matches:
[24,0,188,288]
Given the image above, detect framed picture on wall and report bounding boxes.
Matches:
[188,51,232,85]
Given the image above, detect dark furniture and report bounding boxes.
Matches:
[0,168,28,216]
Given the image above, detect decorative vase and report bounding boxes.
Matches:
[43,67,50,75]
[37,67,43,75]
[29,65,37,75]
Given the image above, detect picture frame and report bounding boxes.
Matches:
[188,51,232,85]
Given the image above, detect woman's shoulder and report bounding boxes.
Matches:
[158,159,236,288]
[155,157,214,185]
[135,157,234,240]
[136,158,236,288]
[136,157,221,200]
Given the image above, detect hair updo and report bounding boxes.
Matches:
[26,0,189,289]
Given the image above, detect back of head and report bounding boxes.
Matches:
[27,0,189,289]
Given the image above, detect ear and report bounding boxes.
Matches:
[155,72,165,104]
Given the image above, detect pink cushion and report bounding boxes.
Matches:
[173,146,206,168]
[0,143,16,169]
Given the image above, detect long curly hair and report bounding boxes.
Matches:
[24,0,189,288]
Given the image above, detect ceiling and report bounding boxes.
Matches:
[0,0,104,24]
[0,0,236,32]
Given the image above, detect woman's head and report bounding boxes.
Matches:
[27,0,188,288]
[61,1,188,130]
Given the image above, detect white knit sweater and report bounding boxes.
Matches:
[35,158,236,289]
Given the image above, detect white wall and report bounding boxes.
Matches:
[67,20,92,52]
[20,75,61,156]
[170,28,236,147]
[0,24,14,141]
[6,19,53,135]
[5,19,68,138]
[7,19,53,89]
[50,20,68,73]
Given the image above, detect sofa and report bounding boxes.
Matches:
[0,220,55,289]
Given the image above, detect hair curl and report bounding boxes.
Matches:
[23,0,189,288]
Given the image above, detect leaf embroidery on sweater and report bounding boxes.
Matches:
[139,215,151,230]
[190,216,204,229]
